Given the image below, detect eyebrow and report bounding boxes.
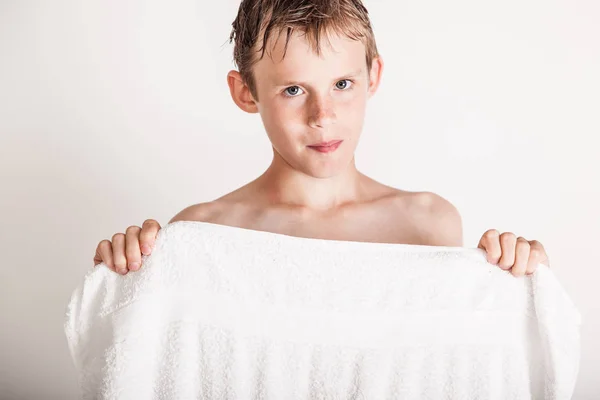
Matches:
[274,68,365,87]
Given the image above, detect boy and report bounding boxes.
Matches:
[93,0,549,276]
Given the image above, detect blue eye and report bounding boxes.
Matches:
[336,80,352,90]
[284,86,303,97]
[283,80,353,98]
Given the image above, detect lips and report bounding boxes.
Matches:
[307,140,343,153]
[308,140,342,147]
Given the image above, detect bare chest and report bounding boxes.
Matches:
[211,200,425,245]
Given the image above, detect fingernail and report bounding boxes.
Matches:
[141,245,151,255]
[130,262,140,271]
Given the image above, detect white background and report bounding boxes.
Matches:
[0,0,598,398]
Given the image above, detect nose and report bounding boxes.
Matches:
[307,95,336,128]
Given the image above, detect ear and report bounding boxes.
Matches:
[367,55,384,98]
[227,70,259,113]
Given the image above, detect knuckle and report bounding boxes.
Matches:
[142,219,159,229]
[515,238,530,252]
[98,239,112,250]
[529,240,545,252]
[483,229,500,239]
[112,232,125,242]
[500,232,516,244]
[126,225,141,235]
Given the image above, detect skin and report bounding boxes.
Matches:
[94,28,550,277]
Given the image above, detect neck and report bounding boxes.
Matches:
[254,148,367,213]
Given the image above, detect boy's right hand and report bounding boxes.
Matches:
[93,219,162,275]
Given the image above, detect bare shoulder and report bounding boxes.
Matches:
[167,201,222,225]
[390,190,464,247]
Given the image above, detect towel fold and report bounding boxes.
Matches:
[64,220,581,399]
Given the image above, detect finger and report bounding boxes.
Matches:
[497,232,517,270]
[477,229,502,264]
[140,219,161,255]
[94,240,115,272]
[111,233,128,275]
[530,240,549,267]
[511,237,530,277]
[527,240,548,273]
[525,256,537,275]
[125,226,142,271]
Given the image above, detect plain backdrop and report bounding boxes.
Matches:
[0,0,598,398]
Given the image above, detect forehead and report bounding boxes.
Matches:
[252,28,367,83]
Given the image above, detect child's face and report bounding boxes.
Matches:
[231,29,382,178]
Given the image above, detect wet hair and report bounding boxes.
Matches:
[228,0,379,100]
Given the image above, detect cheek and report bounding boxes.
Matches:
[260,100,285,128]
[260,101,305,141]
[339,95,367,125]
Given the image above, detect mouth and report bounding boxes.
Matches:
[307,140,343,153]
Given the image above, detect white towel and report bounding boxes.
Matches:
[64,220,581,399]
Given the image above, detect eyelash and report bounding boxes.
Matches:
[283,79,354,98]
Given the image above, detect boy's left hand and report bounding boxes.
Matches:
[477,229,550,277]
